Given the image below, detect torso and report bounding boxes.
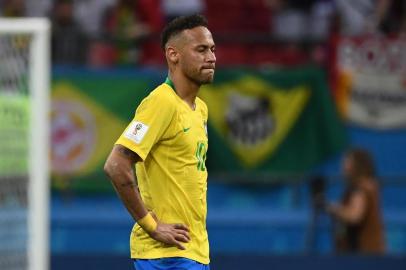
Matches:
[336,179,385,254]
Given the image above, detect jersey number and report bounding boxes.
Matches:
[195,142,207,171]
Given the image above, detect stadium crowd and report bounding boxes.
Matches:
[1,0,405,67]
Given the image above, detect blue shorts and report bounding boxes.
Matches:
[133,257,210,270]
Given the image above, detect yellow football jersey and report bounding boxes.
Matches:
[115,80,209,264]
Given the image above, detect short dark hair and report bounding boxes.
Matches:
[161,14,208,50]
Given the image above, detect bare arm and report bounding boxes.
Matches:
[327,191,367,225]
[104,145,190,249]
[104,145,148,221]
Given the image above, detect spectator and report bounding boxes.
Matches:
[74,0,116,38]
[25,0,52,17]
[161,0,205,22]
[102,0,151,65]
[51,0,88,65]
[327,148,385,254]
[268,0,318,41]
[334,0,392,36]
[1,0,25,17]
[379,0,406,34]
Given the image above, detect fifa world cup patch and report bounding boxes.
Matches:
[124,121,149,143]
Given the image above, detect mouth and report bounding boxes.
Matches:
[202,67,215,73]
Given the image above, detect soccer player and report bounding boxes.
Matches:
[104,14,215,270]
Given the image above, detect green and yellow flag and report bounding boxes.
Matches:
[51,67,346,191]
[51,69,160,192]
[200,67,347,174]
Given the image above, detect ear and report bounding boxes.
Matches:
[166,46,179,64]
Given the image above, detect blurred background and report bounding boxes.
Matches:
[1,0,406,269]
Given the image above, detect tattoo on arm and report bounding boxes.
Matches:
[120,180,138,188]
[117,145,139,162]
[109,146,140,189]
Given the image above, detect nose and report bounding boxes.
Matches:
[206,50,216,63]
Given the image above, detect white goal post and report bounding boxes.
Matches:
[0,18,50,270]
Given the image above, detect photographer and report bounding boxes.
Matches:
[327,148,385,254]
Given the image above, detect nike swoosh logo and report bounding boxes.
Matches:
[183,127,191,132]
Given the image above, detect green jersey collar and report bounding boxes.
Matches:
[164,77,176,92]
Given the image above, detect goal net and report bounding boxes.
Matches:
[0,19,50,270]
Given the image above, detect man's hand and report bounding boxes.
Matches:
[149,221,190,250]
[105,145,191,250]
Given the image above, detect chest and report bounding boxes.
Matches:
[171,109,208,155]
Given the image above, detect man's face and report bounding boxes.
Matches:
[177,26,216,85]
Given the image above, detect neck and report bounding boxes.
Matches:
[168,70,200,110]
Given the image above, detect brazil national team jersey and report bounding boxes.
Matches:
[115,81,209,264]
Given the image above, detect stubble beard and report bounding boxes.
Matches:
[187,69,215,86]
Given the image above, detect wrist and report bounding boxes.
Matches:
[137,212,158,233]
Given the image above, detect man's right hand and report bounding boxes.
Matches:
[149,222,191,250]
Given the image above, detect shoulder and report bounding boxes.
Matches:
[354,179,379,203]
[137,84,177,112]
[148,83,177,104]
[196,97,208,119]
[359,179,379,194]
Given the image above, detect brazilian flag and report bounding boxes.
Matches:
[51,67,346,192]
[51,68,161,193]
[200,67,347,176]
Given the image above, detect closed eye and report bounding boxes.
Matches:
[196,45,207,52]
